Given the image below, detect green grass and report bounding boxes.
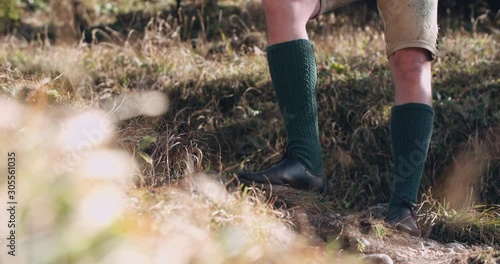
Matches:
[420,194,500,245]
[0,1,498,261]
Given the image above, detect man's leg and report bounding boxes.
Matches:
[238,0,326,192]
[377,0,439,236]
[386,48,435,237]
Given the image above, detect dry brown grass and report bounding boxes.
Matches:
[0,2,499,262]
[0,95,362,263]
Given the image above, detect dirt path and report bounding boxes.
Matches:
[268,188,500,264]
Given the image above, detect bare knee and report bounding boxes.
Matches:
[390,48,433,105]
[389,48,431,76]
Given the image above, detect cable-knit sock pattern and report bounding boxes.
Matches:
[389,103,434,206]
[266,39,324,175]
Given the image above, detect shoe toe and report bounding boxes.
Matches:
[393,217,420,237]
[237,158,325,192]
[385,204,420,237]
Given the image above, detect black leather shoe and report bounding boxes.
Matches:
[385,199,421,237]
[238,157,326,193]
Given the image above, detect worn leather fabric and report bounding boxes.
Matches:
[317,0,439,58]
[377,0,439,57]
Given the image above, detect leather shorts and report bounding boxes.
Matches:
[317,0,439,58]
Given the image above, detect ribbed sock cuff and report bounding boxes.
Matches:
[266,39,313,52]
[392,103,434,115]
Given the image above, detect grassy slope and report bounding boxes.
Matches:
[0,1,499,262]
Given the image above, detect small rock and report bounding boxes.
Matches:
[442,248,453,253]
[348,236,371,252]
[359,238,371,247]
[363,253,394,264]
[422,241,439,249]
[362,204,388,219]
[446,242,466,251]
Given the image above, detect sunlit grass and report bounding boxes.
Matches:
[420,193,500,245]
[0,97,359,262]
[0,2,498,262]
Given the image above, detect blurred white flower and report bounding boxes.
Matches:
[0,97,25,130]
[59,111,114,150]
[76,185,125,232]
[100,241,152,264]
[78,149,135,180]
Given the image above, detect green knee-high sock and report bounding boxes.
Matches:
[389,103,434,206]
[266,39,324,175]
